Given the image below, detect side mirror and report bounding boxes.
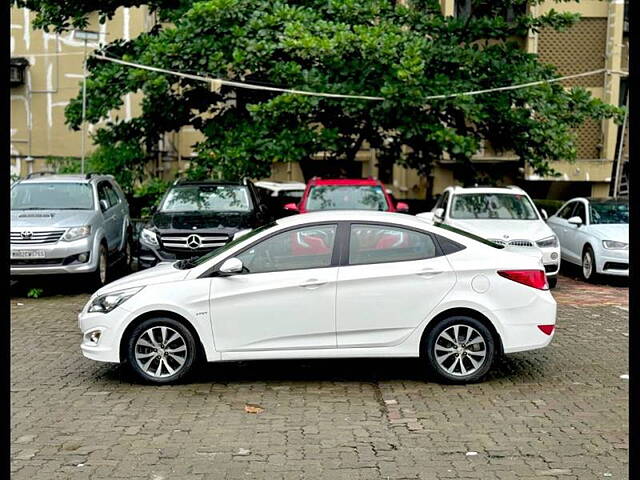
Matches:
[219,257,244,275]
[284,203,299,212]
[567,216,583,226]
[540,209,548,220]
[396,202,410,213]
[434,207,444,220]
[99,199,109,212]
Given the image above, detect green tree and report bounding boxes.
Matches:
[18,0,623,189]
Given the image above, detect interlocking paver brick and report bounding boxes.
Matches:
[11,274,628,479]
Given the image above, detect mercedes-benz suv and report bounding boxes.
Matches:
[10,172,132,287]
[137,179,270,269]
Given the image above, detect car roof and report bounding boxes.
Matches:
[254,181,306,190]
[173,179,245,186]
[308,178,382,187]
[17,174,111,184]
[448,185,526,195]
[275,210,421,227]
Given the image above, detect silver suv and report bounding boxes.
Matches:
[10,172,132,287]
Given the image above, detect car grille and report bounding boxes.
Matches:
[544,264,557,273]
[488,238,534,248]
[10,230,65,245]
[159,233,230,252]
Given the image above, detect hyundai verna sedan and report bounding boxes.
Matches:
[79,211,556,385]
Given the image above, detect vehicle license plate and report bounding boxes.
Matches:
[11,249,46,259]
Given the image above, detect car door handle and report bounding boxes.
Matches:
[299,279,327,289]
[416,268,444,277]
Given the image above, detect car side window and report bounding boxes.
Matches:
[348,224,439,265]
[97,182,112,210]
[105,183,120,207]
[573,202,586,223]
[236,224,337,274]
[440,191,450,214]
[557,202,575,220]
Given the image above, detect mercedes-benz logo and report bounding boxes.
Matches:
[186,234,202,249]
[21,230,33,239]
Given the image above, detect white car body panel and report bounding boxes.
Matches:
[78,210,556,367]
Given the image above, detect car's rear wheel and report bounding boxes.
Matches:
[425,316,496,384]
[120,230,133,273]
[581,246,597,282]
[126,317,197,384]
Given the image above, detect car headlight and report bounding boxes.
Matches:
[88,287,143,313]
[140,228,159,247]
[62,225,91,242]
[536,235,558,248]
[602,240,628,250]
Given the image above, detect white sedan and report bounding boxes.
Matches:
[547,197,629,281]
[79,211,556,385]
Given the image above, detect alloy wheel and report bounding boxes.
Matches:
[99,248,108,284]
[433,324,487,377]
[582,251,593,279]
[134,326,188,378]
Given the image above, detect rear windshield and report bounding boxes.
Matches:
[433,222,505,249]
[11,182,94,210]
[306,185,388,211]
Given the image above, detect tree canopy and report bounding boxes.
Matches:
[17,0,624,187]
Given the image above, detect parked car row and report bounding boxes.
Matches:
[417,186,629,284]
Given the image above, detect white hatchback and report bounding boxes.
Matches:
[418,186,561,288]
[79,211,556,385]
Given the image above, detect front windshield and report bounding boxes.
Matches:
[161,185,251,213]
[176,222,276,269]
[450,193,538,220]
[11,182,94,210]
[306,185,388,211]
[590,202,629,224]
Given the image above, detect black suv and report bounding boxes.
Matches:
[137,179,270,269]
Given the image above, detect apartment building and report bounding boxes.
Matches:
[10,1,629,201]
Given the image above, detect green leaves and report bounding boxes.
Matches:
[24,0,624,187]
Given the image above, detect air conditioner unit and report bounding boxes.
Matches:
[10,57,29,87]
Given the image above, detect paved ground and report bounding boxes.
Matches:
[11,273,628,479]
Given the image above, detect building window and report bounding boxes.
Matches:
[455,0,526,22]
[623,0,629,33]
[10,58,29,87]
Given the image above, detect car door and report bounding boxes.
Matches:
[210,223,339,352]
[547,202,574,259]
[335,223,456,348]
[97,181,119,251]
[564,201,587,262]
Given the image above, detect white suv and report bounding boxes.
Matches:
[418,186,560,288]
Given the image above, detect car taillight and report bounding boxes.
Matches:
[497,270,549,290]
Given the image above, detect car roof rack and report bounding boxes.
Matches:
[25,171,56,179]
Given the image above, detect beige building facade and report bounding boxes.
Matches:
[10,1,629,201]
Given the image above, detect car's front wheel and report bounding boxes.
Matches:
[126,317,197,384]
[425,316,496,384]
[548,276,557,289]
[581,246,597,282]
[89,243,109,289]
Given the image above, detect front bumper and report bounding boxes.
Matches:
[11,237,97,276]
[540,246,561,277]
[596,248,629,277]
[78,302,129,363]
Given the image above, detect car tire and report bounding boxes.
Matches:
[548,276,557,289]
[581,246,597,282]
[120,230,133,273]
[89,243,109,289]
[425,316,496,384]
[126,317,197,384]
